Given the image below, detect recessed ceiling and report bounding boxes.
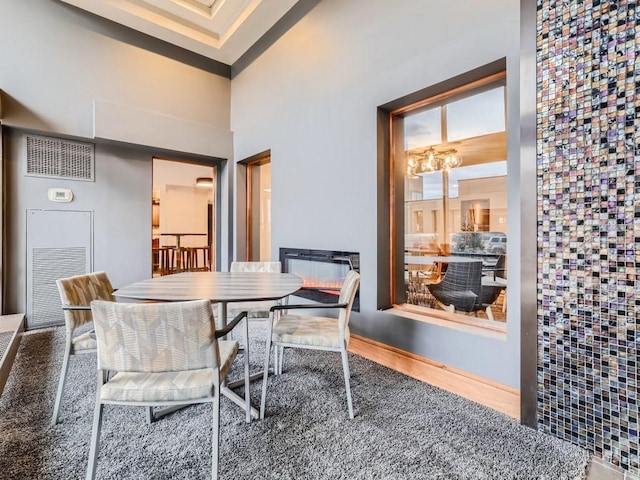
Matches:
[60,0,301,65]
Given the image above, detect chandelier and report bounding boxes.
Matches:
[406,147,461,177]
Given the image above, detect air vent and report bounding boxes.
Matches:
[30,247,87,327]
[26,135,94,181]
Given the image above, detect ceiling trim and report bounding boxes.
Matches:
[58,1,231,78]
[57,0,321,79]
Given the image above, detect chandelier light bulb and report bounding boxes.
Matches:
[405,147,460,176]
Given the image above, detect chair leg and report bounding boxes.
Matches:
[86,374,105,480]
[260,336,273,420]
[242,319,251,424]
[273,344,279,375]
[437,301,455,313]
[211,388,220,480]
[278,346,285,375]
[146,407,155,424]
[341,347,354,419]
[485,305,494,321]
[51,335,73,425]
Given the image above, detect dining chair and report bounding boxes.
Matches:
[260,270,360,419]
[427,261,502,320]
[86,299,250,480]
[52,271,115,425]
[490,254,507,312]
[151,238,160,274]
[186,246,212,272]
[482,254,506,281]
[158,246,177,276]
[224,261,283,320]
[407,261,442,285]
[427,261,484,314]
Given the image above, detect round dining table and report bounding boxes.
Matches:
[115,271,303,326]
[114,271,303,420]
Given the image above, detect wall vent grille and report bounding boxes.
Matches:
[30,247,87,327]
[26,135,94,181]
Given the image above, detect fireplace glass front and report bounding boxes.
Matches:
[280,248,360,311]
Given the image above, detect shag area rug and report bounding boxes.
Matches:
[0,321,589,479]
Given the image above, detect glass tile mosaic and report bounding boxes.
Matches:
[536,0,639,474]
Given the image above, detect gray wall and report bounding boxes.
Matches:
[0,0,231,138]
[4,131,152,314]
[0,0,233,317]
[231,0,522,387]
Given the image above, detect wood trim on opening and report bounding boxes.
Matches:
[387,68,507,308]
[391,71,506,116]
[243,152,270,261]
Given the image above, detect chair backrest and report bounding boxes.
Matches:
[57,271,115,332]
[431,261,483,312]
[230,261,281,273]
[439,261,482,292]
[493,254,507,280]
[90,299,219,373]
[337,270,360,329]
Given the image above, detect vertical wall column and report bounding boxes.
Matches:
[0,91,4,314]
[536,1,639,474]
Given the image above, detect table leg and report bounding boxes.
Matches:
[219,300,227,327]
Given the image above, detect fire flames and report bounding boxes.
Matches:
[301,277,343,290]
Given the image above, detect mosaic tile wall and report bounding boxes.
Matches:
[536,0,639,473]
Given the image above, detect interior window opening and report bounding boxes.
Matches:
[392,74,508,328]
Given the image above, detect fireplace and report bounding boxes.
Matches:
[280,248,360,311]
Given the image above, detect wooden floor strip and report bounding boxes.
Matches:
[0,314,25,397]
[348,334,520,420]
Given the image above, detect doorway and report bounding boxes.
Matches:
[152,158,216,275]
[246,155,271,261]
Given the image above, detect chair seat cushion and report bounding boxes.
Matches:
[272,315,347,349]
[100,340,238,402]
[72,331,97,352]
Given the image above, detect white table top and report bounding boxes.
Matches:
[114,271,303,303]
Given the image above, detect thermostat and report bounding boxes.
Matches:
[47,188,73,203]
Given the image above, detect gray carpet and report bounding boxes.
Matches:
[0,321,589,479]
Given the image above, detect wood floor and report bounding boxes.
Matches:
[348,334,520,420]
[0,314,25,397]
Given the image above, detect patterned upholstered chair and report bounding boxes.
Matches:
[224,261,283,320]
[260,270,360,419]
[52,271,115,425]
[86,299,249,480]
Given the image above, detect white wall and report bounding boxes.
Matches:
[231,0,522,387]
